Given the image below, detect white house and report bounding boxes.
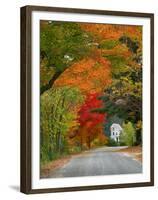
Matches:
[110,123,122,143]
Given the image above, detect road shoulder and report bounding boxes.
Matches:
[117,146,142,163]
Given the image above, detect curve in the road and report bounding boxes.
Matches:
[48,147,142,178]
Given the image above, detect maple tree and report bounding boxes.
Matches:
[77,93,106,149]
[40,21,94,94]
[54,50,111,95]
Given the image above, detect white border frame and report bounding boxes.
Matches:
[31,11,151,189]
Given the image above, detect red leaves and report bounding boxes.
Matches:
[78,93,105,130]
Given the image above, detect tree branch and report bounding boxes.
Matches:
[40,71,61,95]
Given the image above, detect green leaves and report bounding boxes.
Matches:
[100,34,142,145]
[119,36,139,54]
[40,86,84,163]
[120,122,136,146]
[40,21,95,94]
[103,55,128,76]
[99,39,119,50]
[40,21,93,72]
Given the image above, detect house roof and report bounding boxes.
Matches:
[111,123,122,131]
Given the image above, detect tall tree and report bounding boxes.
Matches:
[99,32,142,144]
[77,93,106,149]
[40,21,94,94]
[54,51,111,95]
[40,86,84,162]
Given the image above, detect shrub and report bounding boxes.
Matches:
[120,122,136,146]
[107,138,119,146]
[68,146,82,154]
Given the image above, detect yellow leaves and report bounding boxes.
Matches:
[136,120,142,130]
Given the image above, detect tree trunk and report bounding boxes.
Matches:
[87,136,91,149]
[56,133,59,152]
[58,132,62,153]
[40,71,61,95]
[57,96,66,153]
[80,134,83,151]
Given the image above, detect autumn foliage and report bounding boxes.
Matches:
[54,50,111,94]
[80,23,142,41]
[78,93,105,128]
[76,93,106,149]
[40,20,142,166]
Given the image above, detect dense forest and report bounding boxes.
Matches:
[40,21,142,165]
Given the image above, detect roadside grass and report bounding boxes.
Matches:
[40,149,88,178]
[40,145,105,178]
[40,155,71,178]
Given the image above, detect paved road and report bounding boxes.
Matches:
[48,146,142,178]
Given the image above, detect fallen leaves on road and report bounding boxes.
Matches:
[118,146,142,162]
[40,156,71,178]
[40,152,87,178]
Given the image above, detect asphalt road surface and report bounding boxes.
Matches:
[48,146,142,178]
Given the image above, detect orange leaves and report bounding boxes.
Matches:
[54,51,111,94]
[80,24,122,40]
[101,44,131,58]
[80,23,142,41]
